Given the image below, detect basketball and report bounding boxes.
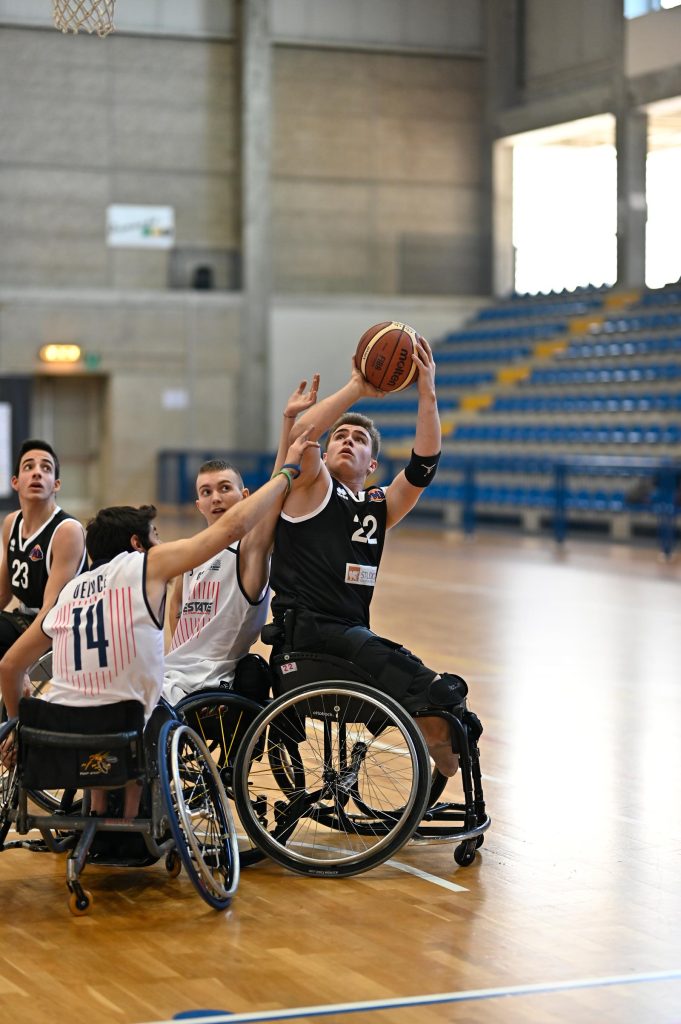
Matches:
[355,321,420,393]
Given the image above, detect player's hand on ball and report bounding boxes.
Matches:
[351,358,385,398]
[413,335,436,394]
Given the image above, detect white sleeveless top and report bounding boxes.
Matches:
[163,541,270,706]
[42,550,164,721]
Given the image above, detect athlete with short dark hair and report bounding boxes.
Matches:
[270,339,468,777]
[0,439,87,678]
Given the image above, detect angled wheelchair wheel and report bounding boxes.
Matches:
[22,652,83,816]
[174,690,266,867]
[0,720,19,847]
[232,681,432,878]
[159,720,239,910]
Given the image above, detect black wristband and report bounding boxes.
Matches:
[404,450,441,488]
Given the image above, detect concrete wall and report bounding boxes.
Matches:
[0,13,487,507]
[0,0,482,53]
[272,47,486,295]
[0,287,479,506]
[0,289,242,505]
[0,28,239,291]
[625,4,681,77]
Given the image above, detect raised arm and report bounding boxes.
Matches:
[384,336,441,529]
[166,574,184,645]
[238,375,320,602]
[147,429,319,596]
[293,361,382,444]
[272,375,320,472]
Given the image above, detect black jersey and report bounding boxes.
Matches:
[6,507,85,614]
[270,475,388,630]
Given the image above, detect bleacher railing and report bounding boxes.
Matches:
[158,451,681,557]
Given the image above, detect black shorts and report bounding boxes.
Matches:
[303,623,438,715]
[0,610,36,659]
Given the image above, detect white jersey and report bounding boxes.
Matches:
[163,541,269,705]
[42,550,164,722]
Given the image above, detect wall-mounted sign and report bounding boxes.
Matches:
[106,205,175,249]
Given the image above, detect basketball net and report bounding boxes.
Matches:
[52,0,115,37]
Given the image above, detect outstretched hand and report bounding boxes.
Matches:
[285,375,320,420]
[412,335,436,395]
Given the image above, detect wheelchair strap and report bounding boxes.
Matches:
[20,726,142,749]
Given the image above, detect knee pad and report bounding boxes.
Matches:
[427,673,468,708]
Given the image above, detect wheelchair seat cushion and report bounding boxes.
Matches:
[18,698,146,790]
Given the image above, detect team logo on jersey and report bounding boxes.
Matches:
[9,539,15,552]
[345,563,377,587]
[28,544,44,562]
[366,488,385,503]
[336,486,349,499]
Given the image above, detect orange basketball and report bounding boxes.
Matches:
[355,321,419,393]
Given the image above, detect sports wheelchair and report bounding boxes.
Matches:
[0,654,240,915]
[175,637,490,879]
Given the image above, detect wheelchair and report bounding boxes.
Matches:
[174,640,490,879]
[0,658,240,915]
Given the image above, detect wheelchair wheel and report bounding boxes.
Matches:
[22,653,83,816]
[174,690,266,867]
[232,681,432,878]
[0,720,19,847]
[158,720,239,910]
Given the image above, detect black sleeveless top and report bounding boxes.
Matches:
[6,507,85,614]
[270,476,388,631]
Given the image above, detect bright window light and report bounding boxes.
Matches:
[646,148,681,288]
[513,145,617,294]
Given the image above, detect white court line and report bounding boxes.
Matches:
[139,967,681,1024]
[385,858,467,893]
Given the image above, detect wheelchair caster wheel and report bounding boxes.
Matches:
[165,850,182,878]
[476,835,484,849]
[454,842,476,867]
[68,888,93,916]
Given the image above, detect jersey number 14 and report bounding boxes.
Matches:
[72,600,109,670]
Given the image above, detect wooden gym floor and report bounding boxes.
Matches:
[1,523,680,1024]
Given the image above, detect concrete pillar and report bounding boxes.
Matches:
[236,0,271,450]
[616,106,648,290]
[492,140,515,297]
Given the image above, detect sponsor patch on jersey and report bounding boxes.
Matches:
[366,487,385,503]
[28,544,44,562]
[281,661,298,674]
[336,485,349,499]
[183,600,214,615]
[209,560,221,571]
[9,539,15,551]
[345,563,377,587]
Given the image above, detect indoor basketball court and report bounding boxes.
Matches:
[1,1,680,1023]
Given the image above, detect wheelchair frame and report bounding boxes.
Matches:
[176,649,491,877]
[0,691,240,915]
